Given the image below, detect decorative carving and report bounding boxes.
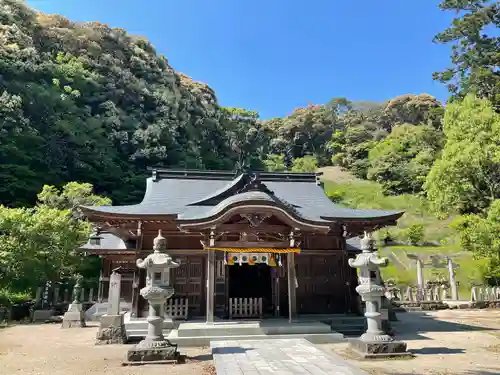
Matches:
[238,172,274,195]
[242,213,271,227]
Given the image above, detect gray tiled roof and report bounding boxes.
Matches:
[82,170,403,223]
[79,232,134,251]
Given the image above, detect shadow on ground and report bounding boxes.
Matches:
[392,312,499,341]
[410,346,465,354]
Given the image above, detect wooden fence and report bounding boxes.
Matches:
[165,297,189,319]
[229,297,263,319]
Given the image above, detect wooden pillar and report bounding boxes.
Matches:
[131,221,143,317]
[287,231,297,323]
[287,253,297,322]
[206,230,216,324]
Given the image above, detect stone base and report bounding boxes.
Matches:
[349,338,413,359]
[96,314,127,345]
[126,339,180,364]
[61,311,86,328]
[33,309,55,322]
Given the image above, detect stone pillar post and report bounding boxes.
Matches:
[348,232,411,359]
[96,270,126,345]
[415,259,426,301]
[447,257,459,301]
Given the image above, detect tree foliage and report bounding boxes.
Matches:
[433,0,500,108]
[451,200,500,280]
[0,182,107,293]
[367,124,444,194]
[425,95,500,215]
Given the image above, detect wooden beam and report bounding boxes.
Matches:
[201,240,290,249]
[215,223,290,233]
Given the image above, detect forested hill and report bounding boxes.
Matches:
[1,0,499,288]
[0,1,447,208]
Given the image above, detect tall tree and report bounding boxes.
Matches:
[367,124,444,195]
[433,0,500,108]
[424,95,500,215]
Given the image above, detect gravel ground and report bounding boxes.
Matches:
[320,309,500,375]
[0,310,499,375]
[0,322,213,375]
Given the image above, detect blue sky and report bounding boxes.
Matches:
[27,0,454,119]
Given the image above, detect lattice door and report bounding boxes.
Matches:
[172,255,205,317]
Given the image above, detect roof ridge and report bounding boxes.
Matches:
[148,168,323,182]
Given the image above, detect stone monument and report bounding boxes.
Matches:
[96,268,127,344]
[348,232,412,358]
[126,230,181,364]
[62,275,86,328]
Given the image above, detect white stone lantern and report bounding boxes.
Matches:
[126,230,181,363]
[348,231,411,358]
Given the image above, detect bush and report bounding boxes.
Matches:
[404,224,425,245]
[0,288,32,307]
[327,190,344,203]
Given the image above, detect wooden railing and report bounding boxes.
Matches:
[229,297,263,319]
[165,297,189,319]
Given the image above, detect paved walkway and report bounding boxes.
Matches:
[211,338,368,375]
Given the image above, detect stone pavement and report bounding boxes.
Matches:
[211,338,369,375]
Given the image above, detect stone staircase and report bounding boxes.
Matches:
[324,316,365,337]
[84,301,131,321]
[165,320,345,347]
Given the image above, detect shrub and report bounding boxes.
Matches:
[404,224,425,245]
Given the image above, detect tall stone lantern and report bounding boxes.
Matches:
[126,230,181,363]
[348,232,411,358]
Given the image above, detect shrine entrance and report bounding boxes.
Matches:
[228,262,273,318]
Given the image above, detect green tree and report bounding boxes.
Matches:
[291,155,318,172]
[37,182,112,211]
[451,200,500,281]
[220,107,269,171]
[263,154,287,172]
[367,124,444,194]
[424,95,500,215]
[433,0,500,108]
[0,205,91,292]
[0,181,108,292]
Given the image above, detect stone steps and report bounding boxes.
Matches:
[166,330,345,347]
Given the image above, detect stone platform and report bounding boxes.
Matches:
[165,320,344,347]
[212,338,369,375]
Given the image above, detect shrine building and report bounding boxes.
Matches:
[80,169,403,322]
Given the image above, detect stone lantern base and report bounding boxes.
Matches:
[349,339,413,359]
[125,339,181,364]
[61,303,86,328]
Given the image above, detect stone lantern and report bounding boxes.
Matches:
[126,230,181,363]
[348,232,411,358]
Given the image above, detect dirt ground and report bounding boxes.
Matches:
[320,309,500,375]
[0,310,499,375]
[0,322,213,375]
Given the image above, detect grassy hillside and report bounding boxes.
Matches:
[320,167,486,294]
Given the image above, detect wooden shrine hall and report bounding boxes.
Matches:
[80,169,403,322]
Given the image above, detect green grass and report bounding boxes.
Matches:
[323,179,456,244]
[320,167,486,289]
[378,245,486,293]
